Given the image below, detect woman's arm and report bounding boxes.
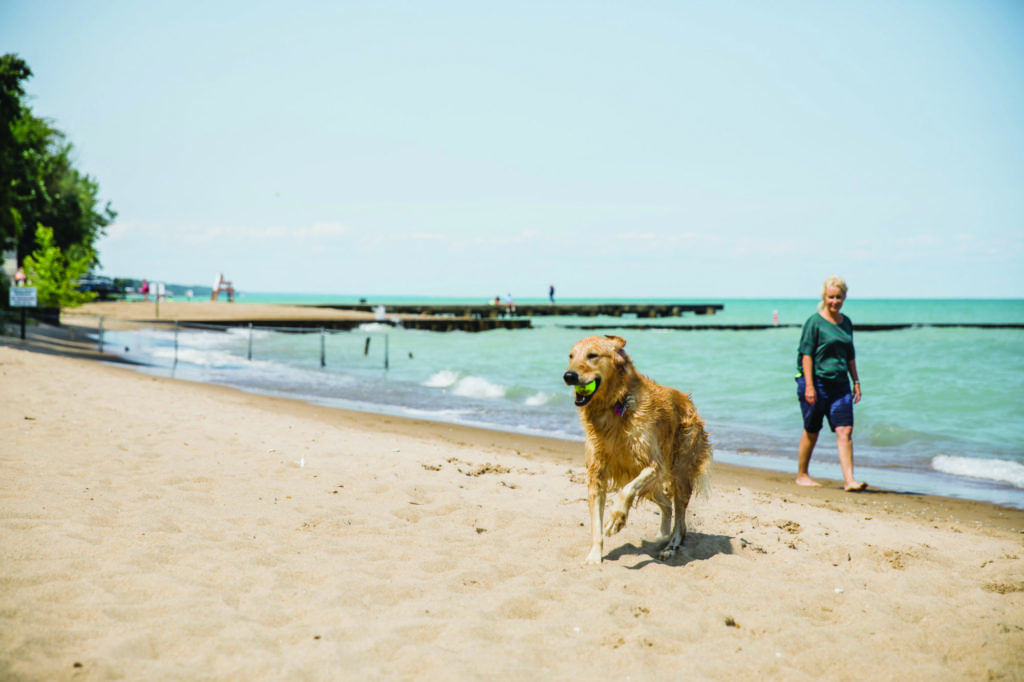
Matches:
[848,358,861,404]
[802,354,816,405]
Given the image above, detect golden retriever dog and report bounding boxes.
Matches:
[563,335,712,565]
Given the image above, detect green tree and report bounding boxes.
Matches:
[1,54,115,264]
[0,53,31,252]
[22,224,96,308]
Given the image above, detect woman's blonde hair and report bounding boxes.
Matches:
[817,275,848,311]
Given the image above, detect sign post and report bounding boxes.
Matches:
[9,287,37,340]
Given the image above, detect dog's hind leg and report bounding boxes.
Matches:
[604,466,658,537]
[652,488,673,543]
[658,482,692,561]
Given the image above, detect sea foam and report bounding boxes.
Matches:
[451,376,506,399]
[422,371,506,399]
[932,455,1024,489]
[422,370,460,388]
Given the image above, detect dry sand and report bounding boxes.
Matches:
[1,323,1022,681]
[61,300,380,330]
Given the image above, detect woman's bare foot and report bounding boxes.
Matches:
[844,481,868,492]
[796,474,822,487]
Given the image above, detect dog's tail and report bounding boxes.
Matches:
[693,468,711,502]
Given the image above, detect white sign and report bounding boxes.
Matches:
[9,287,37,307]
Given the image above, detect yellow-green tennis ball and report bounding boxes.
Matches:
[574,380,597,396]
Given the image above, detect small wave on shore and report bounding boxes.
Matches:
[523,392,557,407]
[932,455,1024,489]
[422,369,460,388]
[452,376,505,399]
[422,371,506,399]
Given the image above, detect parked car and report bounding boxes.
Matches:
[76,276,123,300]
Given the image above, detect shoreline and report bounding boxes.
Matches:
[41,304,1024,510]
[5,313,1023,518]
[3,320,1021,524]
[1,331,1022,679]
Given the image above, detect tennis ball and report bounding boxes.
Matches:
[574,380,597,396]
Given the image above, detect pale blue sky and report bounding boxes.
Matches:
[3,1,1022,298]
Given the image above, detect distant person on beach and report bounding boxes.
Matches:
[504,293,516,315]
[549,284,555,304]
[140,279,150,301]
[795,275,866,492]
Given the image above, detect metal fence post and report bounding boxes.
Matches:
[248,323,253,361]
[385,334,389,370]
[320,328,326,367]
[98,316,104,352]
[174,321,179,366]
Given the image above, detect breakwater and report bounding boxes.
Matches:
[310,302,725,319]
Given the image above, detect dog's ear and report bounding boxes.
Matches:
[605,335,630,364]
[604,335,626,350]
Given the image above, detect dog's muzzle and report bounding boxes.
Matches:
[564,371,600,407]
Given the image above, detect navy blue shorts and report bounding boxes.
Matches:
[796,376,853,434]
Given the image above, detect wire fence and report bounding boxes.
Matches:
[161,321,392,370]
[3,312,392,370]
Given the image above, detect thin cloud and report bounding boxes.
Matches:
[105,221,353,244]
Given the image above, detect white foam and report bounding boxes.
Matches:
[932,455,1024,489]
[451,376,506,399]
[225,326,273,339]
[422,370,460,388]
[524,392,556,407]
[397,406,475,422]
[150,347,242,366]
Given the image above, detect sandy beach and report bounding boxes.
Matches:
[1,321,1022,680]
[60,300,380,329]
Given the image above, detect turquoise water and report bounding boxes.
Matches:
[104,297,1024,508]
[236,293,1024,326]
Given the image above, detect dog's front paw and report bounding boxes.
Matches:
[603,510,626,536]
[583,547,603,565]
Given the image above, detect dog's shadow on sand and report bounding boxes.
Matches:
[605,532,736,570]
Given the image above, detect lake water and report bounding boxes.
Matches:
[101,297,1024,509]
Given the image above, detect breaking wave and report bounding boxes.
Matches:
[931,455,1024,489]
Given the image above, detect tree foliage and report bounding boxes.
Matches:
[21,224,96,308]
[0,54,30,252]
[1,54,115,265]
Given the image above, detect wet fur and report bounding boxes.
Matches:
[564,335,712,565]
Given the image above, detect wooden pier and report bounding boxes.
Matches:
[170,302,727,333]
[174,316,532,333]
[310,302,724,319]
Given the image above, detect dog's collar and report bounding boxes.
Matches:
[613,397,630,417]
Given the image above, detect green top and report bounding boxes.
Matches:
[796,313,855,381]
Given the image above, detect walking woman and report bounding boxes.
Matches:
[795,275,867,491]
